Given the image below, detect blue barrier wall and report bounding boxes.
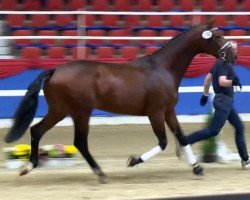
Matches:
[0,66,250,119]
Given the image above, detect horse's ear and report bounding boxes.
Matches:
[205,17,215,29]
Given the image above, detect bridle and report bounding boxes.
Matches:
[219,41,232,61]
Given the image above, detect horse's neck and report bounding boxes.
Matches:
[170,48,198,87]
[157,35,200,88]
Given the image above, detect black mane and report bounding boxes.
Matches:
[151,25,202,55]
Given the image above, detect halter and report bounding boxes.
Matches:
[210,28,232,61]
[204,28,232,61]
[219,42,232,60]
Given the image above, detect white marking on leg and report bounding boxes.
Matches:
[182,144,197,165]
[26,162,33,170]
[20,162,34,175]
[140,145,163,162]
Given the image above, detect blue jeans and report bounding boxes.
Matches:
[186,93,249,161]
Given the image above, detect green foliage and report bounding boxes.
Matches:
[201,113,217,156]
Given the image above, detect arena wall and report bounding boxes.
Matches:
[0,65,250,121]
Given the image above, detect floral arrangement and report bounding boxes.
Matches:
[3,144,78,160]
[200,112,218,163]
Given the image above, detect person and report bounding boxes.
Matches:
[185,40,250,169]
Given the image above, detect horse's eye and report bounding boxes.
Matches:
[216,35,221,39]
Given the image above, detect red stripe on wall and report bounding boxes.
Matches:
[0,56,249,78]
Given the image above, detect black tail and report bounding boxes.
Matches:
[5,69,55,143]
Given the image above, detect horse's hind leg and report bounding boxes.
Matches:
[127,112,167,167]
[72,111,107,183]
[20,110,66,176]
[165,110,204,175]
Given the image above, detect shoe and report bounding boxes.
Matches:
[241,159,250,169]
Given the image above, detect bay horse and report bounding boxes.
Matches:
[5,20,235,183]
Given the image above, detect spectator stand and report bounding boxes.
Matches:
[0,10,250,61]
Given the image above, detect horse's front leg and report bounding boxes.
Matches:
[72,111,108,184]
[127,112,167,167]
[165,110,204,176]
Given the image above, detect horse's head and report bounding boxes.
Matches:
[199,20,236,64]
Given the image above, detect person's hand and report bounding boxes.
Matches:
[232,77,242,90]
[200,95,208,107]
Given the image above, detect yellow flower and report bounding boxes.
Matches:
[15,144,31,151]
[65,145,77,154]
[13,144,31,156]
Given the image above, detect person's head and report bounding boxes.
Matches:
[229,40,238,54]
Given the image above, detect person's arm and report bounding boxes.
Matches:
[218,76,233,87]
[200,73,212,107]
[203,73,212,96]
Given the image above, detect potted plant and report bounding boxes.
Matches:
[200,112,218,163]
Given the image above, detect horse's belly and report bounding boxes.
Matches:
[97,106,145,116]
[96,96,145,116]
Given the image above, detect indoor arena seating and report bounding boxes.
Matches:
[6,14,26,31]
[214,15,227,27]
[12,30,32,49]
[47,0,64,11]
[160,30,180,37]
[23,0,42,10]
[67,0,85,10]
[200,0,216,11]
[96,46,115,59]
[1,0,250,11]
[37,30,57,49]
[54,14,76,31]
[143,46,161,55]
[137,30,158,47]
[1,0,86,11]
[113,0,132,11]
[1,0,250,60]
[71,46,91,59]
[108,29,130,47]
[98,14,122,30]
[227,30,247,45]
[92,0,109,11]
[233,15,249,28]
[0,0,18,10]
[60,30,78,48]
[30,14,51,30]
[21,46,41,59]
[86,30,107,48]
[132,15,165,31]
[120,46,139,60]
[238,45,250,56]
[47,46,66,59]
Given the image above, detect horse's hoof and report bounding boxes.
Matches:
[99,174,108,184]
[19,162,34,176]
[193,164,204,176]
[127,156,138,167]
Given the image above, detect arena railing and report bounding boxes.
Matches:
[0,11,250,15]
[1,11,250,58]
[1,11,250,41]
